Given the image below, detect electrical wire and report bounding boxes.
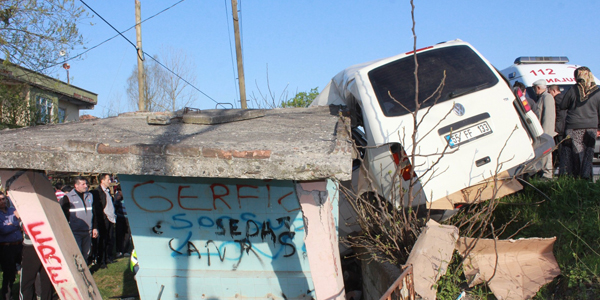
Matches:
[239,0,245,70]
[15,0,219,106]
[19,0,187,76]
[224,0,239,100]
[79,0,138,51]
[143,51,219,104]
[82,0,218,105]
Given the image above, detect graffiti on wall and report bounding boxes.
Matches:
[26,221,92,300]
[123,177,308,270]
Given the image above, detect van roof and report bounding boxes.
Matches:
[312,39,482,106]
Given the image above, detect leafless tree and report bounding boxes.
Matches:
[126,48,198,112]
[126,55,164,112]
[343,0,527,272]
[102,91,124,118]
[248,64,289,109]
[159,47,198,111]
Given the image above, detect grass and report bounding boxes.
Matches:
[91,257,139,299]
[436,176,600,299]
[0,257,138,300]
[493,176,600,299]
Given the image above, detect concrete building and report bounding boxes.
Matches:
[0,60,96,126]
[0,107,352,300]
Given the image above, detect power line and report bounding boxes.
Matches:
[81,0,218,105]
[20,0,187,76]
[79,0,138,51]
[239,0,245,68]
[224,0,239,100]
[16,0,219,106]
[143,51,219,104]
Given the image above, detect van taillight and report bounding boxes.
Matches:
[390,144,416,181]
[517,89,531,113]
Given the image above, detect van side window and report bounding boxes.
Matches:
[368,45,499,117]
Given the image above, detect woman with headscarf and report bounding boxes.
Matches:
[558,66,600,179]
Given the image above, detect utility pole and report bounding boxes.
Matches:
[231,0,247,109]
[135,0,146,111]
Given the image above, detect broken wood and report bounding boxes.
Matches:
[0,170,101,300]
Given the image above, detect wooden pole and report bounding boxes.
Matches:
[231,0,247,109]
[135,0,146,111]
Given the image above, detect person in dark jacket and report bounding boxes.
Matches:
[551,85,566,139]
[91,174,116,269]
[558,66,600,179]
[60,177,98,262]
[113,185,131,258]
[19,231,54,300]
[0,192,22,300]
[550,85,566,170]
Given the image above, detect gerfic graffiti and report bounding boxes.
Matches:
[131,181,300,213]
[166,213,303,265]
[26,221,84,300]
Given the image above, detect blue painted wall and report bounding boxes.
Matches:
[119,175,315,299]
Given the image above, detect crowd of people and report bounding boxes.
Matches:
[514,66,600,180]
[0,174,131,300]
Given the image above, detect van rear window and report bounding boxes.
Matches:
[368,45,499,117]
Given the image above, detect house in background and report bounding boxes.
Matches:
[0,59,96,126]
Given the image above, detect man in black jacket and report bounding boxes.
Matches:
[91,174,116,269]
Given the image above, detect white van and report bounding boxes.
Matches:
[312,40,554,212]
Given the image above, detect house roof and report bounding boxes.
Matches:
[0,60,97,108]
[0,106,352,181]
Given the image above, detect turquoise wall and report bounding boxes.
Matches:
[119,175,316,299]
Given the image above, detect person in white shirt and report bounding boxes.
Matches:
[91,174,116,269]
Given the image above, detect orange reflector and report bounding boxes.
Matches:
[391,145,416,181]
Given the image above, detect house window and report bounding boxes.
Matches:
[37,96,53,124]
[58,107,66,123]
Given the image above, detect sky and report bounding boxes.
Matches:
[54,0,600,118]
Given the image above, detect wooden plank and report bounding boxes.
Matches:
[0,170,101,300]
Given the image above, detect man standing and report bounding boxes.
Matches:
[92,174,116,269]
[60,177,97,262]
[0,192,22,300]
[533,79,557,179]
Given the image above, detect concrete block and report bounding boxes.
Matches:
[182,109,266,125]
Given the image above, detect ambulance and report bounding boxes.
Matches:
[501,57,600,164]
[500,56,600,102]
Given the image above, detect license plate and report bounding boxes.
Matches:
[445,121,492,148]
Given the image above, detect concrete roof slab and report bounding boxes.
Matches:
[0,106,352,180]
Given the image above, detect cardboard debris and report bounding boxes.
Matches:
[404,220,459,300]
[456,237,561,300]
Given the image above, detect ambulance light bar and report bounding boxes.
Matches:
[514,56,569,64]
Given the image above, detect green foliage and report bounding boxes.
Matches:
[281,87,319,108]
[435,252,494,300]
[0,0,86,72]
[0,83,39,127]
